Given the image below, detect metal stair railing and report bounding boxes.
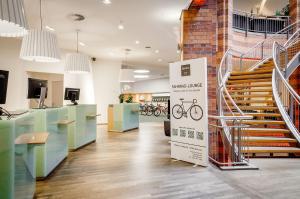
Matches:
[209,48,255,169]
[272,29,300,143]
[239,21,300,72]
[233,9,290,38]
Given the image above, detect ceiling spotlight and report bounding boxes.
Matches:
[134,70,150,74]
[155,50,159,53]
[134,75,149,79]
[135,40,140,44]
[102,0,112,5]
[158,58,163,62]
[45,26,55,31]
[118,21,124,30]
[79,42,86,46]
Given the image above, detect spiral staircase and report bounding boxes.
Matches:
[217,21,300,159]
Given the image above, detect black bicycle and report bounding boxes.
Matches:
[172,98,203,121]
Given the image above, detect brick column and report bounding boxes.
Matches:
[290,0,300,25]
[181,0,232,115]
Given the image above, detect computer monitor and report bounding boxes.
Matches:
[28,78,48,99]
[64,88,80,105]
[28,78,48,109]
[0,70,9,105]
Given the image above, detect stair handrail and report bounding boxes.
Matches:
[218,49,245,117]
[239,21,300,71]
[272,34,300,143]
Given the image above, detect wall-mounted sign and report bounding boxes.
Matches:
[169,58,208,166]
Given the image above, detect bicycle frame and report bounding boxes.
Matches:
[179,100,197,114]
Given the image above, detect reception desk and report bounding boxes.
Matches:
[67,104,97,150]
[0,112,40,199]
[108,103,139,132]
[32,107,72,179]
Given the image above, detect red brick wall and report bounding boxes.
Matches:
[290,0,300,25]
[181,0,231,115]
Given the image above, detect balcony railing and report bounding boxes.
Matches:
[233,10,290,38]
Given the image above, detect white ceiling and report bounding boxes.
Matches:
[23,0,190,72]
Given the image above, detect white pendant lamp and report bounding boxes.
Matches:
[65,30,91,73]
[19,0,60,62]
[0,0,28,37]
[119,69,135,83]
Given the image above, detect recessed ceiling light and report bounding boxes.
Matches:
[134,70,150,74]
[118,21,124,30]
[135,40,140,44]
[134,75,149,79]
[45,26,55,31]
[155,50,159,53]
[158,58,163,62]
[102,0,112,5]
[79,42,86,46]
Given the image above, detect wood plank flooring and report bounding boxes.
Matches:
[36,123,300,199]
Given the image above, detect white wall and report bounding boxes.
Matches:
[132,78,170,93]
[93,60,121,123]
[0,38,121,123]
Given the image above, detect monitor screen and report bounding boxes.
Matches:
[0,70,9,104]
[28,78,48,99]
[64,88,80,101]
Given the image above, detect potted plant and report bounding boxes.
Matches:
[119,94,124,103]
[126,95,133,103]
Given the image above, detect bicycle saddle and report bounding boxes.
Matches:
[179,98,184,101]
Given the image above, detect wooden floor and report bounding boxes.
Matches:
[36,123,300,199]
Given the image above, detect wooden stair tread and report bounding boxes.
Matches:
[226,113,281,117]
[227,78,272,84]
[227,84,272,88]
[228,89,272,93]
[231,69,273,76]
[234,100,275,104]
[229,94,273,98]
[240,120,285,125]
[242,128,290,133]
[228,74,272,80]
[242,147,300,153]
[242,137,297,143]
[231,106,278,110]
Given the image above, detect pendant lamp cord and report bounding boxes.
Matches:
[76,30,79,53]
[40,0,43,30]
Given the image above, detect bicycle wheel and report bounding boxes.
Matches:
[190,105,203,121]
[172,104,183,119]
[146,106,154,116]
[154,108,161,117]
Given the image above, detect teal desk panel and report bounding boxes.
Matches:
[110,103,139,132]
[67,104,97,150]
[33,107,69,178]
[0,113,36,199]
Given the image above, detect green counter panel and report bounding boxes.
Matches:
[32,107,69,178]
[109,103,139,132]
[67,104,97,150]
[0,113,36,199]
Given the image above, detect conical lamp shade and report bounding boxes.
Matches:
[0,0,28,37]
[65,53,91,73]
[20,29,61,62]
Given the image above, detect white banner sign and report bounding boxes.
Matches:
[169,58,208,166]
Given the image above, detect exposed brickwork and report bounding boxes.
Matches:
[181,0,231,115]
[290,0,300,25]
